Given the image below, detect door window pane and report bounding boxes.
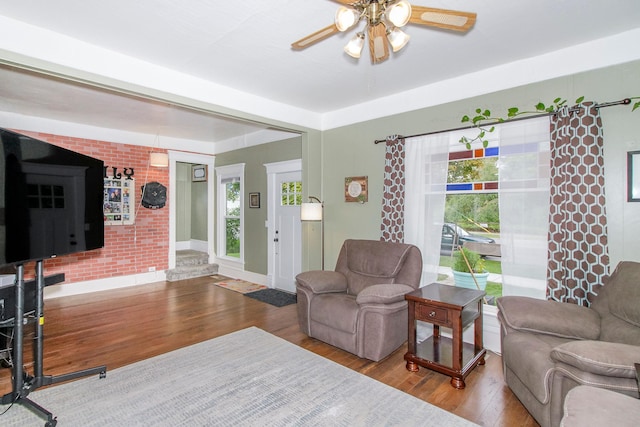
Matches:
[281,181,302,206]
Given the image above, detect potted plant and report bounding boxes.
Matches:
[452,247,490,291]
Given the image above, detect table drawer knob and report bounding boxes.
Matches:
[417,305,448,324]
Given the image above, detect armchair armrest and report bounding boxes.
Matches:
[497,296,600,340]
[551,340,640,379]
[295,271,347,294]
[356,284,415,305]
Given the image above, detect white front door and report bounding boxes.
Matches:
[265,160,302,293]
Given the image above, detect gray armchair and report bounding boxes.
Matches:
[296,239,422,361]
[497,261,640,427]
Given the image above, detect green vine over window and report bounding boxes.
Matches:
[459,96,640,148]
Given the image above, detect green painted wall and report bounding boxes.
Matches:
[310,60,640,270]
[191,179,208,241]
[175,162,191,241]
[176,162,208,242]
[215,136,303,275]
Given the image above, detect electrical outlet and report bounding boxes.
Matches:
[148,266,156,272]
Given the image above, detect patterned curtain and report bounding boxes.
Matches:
[547,102,610,306]
[380,135,405,242]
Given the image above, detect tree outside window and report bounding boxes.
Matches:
[225,181,240,257]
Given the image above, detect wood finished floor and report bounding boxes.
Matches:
[0,276,538,426]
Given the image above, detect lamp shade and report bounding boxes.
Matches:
[149,152,169,167]
[387,27,410,52]
[335,6,359,31]
[301,202,323,221]
[386,0,412,27]
[344,33,365,58]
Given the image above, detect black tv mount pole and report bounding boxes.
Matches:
[1,261,107,427]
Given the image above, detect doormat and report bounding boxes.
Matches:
[245,289,297,307]
[214,279,267,294]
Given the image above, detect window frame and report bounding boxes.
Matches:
[215,163,245,265]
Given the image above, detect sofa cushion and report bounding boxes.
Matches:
[599,313,640,345]
[502,331,570,404]
[605,261,640,327]
[551,340,640,378]
[356,284,414,305]
[310,293,358,333]
[497,296,600,340]
[336,240,414,295]
[561,386,640,427]
[296,271,348,294]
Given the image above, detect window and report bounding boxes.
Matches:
[404,118,550,306]
[216,164,245,262]
[281,181,302,206]
[444,118,551,302]
[443,138,502,304]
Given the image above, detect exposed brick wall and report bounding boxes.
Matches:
[15,130,169,285]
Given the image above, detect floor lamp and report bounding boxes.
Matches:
[301,196,324,270]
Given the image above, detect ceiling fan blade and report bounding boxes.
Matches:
[368,23,390,64]
[291,24,340,50]
[409,6,477,32]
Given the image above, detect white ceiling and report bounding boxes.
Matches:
[0,0,639,146]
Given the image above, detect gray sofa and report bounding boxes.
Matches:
[497,261,640,427]
[296,239,422,361]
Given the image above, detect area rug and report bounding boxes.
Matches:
[213,278,267,294]
[245,288,297,307]
[0,327,478,426]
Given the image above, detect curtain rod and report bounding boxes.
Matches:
[373,98,632,144]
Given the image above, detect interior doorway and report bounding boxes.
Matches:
[174,161,209,252]
[168,151,215,269]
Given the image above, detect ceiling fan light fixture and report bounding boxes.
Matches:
[344,32,365,58]
[387,27,410,52]
[335,6,359,32]
[386,0,412,28]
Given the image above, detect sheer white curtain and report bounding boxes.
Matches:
[404,134,450,286]
[498,117,551,299]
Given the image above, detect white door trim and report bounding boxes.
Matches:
[264,159,302,287]
[168,151,216,269]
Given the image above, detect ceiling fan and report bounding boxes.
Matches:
[292,0,476,64]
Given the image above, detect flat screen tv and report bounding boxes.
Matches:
[0,128,105,267]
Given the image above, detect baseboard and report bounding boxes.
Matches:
[175,240,208,252]
[190,240,208,252]
[43,270,167,299]
[216,264,268,287]
[482,305,502,355]
[175,241,190,251]
[43,266,269,299]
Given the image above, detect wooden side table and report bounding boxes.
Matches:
[404,283,486,389]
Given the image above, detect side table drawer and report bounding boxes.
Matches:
[416,303,449,326]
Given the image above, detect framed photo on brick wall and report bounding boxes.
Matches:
[104,177,135,225]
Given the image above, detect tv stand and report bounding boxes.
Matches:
[0,261,107,426]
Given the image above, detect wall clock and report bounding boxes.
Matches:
[141,181,167,209]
